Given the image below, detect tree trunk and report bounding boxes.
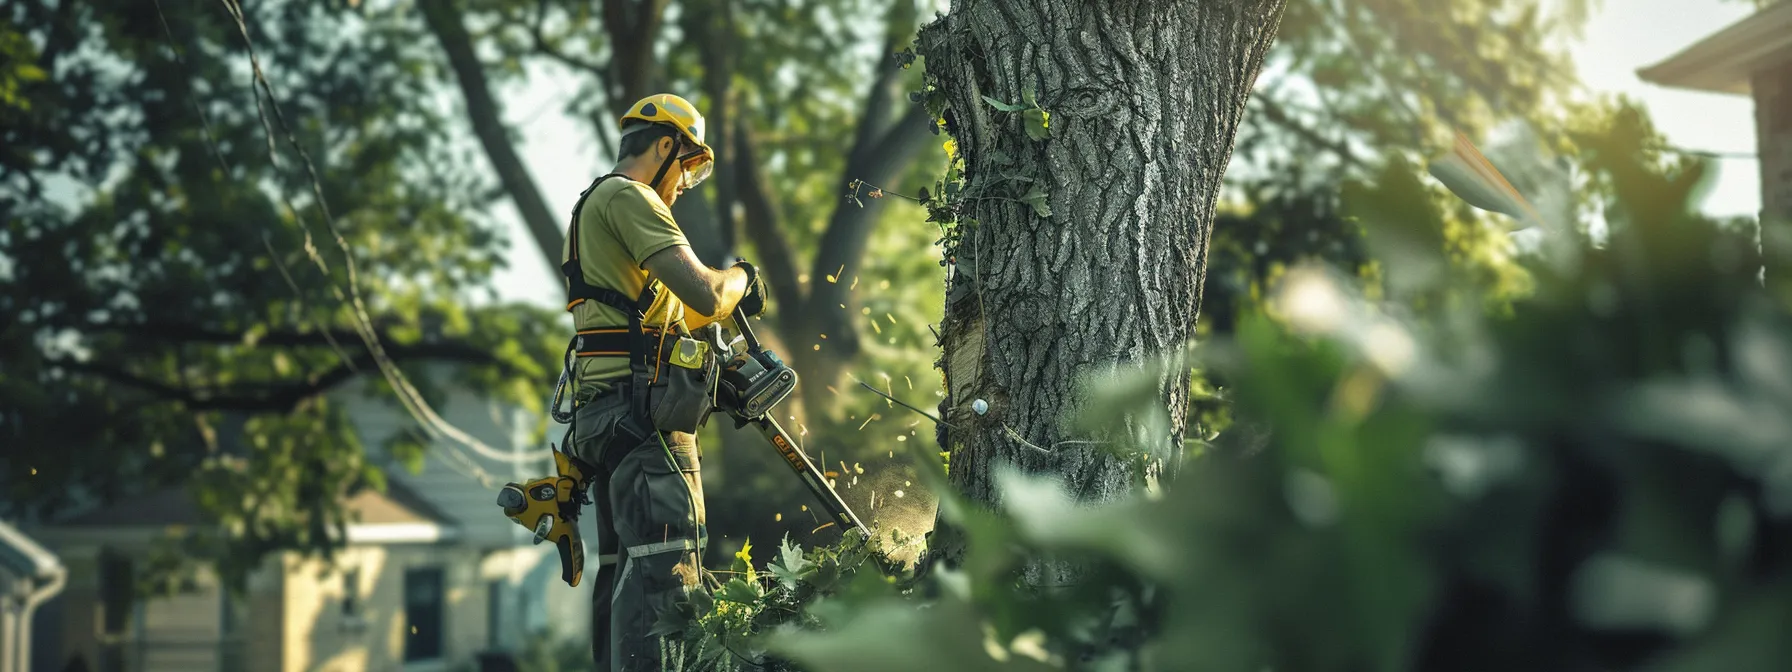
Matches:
[421,0,563,272]
[919,0,1285,578]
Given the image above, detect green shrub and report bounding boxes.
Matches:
[661,103,1792,672]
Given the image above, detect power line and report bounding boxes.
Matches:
[147,0,547,483]
[215,0,546,472]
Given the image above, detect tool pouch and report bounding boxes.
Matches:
[644,336,716,434]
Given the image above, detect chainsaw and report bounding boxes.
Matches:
[713,307,872,541]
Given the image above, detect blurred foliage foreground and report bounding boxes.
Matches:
[637,108,1792,672]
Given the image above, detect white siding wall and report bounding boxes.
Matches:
[327,363,590,647]
[132,586,228,672]
[330,363,550,548]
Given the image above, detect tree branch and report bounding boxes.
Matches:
[806,0,927,316]
[91,321,427,349]
[529,0,615,94]
[691,0,738,256]
[520,1,618,159]
[603,0,674,110]
[421,0,563,273]
[843,0,919,174]
[806,104,933,317]
[734,118,805,314]
[1246,89,1364,172]
[51,340,499,414]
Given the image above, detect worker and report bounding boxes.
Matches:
[559,92,766,670]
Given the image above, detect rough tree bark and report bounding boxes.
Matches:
[919,0,1286,574]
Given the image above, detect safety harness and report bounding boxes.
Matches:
[560,172,677,431]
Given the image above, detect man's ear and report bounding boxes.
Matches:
[657,136,677,160]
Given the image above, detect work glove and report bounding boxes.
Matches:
[733,258,766,317]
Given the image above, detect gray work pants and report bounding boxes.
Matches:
[570,388,708,671]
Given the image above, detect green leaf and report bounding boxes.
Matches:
[811,556,842,591]
[1020,184,1052,218]
[1023,108,1051,141]
[688,587,714,617]
[648,607,687,637]
[647,594,697,638]
[982,95,1027,113]
[769,533,815,590]
[717,577,763,604]
[994,467,1179,581]
[767,594,1060,672]
[1021,84,1039,108]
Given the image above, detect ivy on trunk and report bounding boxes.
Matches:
[918,0,1288,585]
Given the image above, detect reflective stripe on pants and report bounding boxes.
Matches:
[574,397,706,672]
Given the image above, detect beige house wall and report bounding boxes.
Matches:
[32,544,284,672]
[28,534,497,672]
[242,557,287,672]
[281,545,489,672]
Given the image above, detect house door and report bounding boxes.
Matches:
[403,567,445,664]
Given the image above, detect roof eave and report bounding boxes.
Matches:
[1636,1,1792,96]
[0,520,63,580]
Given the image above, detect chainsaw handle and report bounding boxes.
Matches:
[731,306,763,353]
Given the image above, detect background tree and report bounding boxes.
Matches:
[415,0,949,560]
[1206,0,1600,333]
[0,0,558,587]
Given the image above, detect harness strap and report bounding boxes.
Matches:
[563,173,663,423]
[573,328,668,358]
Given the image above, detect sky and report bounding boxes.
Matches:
[480,0,1770,306]
[1563,0,1762,215]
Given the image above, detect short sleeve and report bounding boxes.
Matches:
[603,181,690,267]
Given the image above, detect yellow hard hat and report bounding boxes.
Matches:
[620,94,715,189]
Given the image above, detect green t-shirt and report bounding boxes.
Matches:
[563,176,692,390]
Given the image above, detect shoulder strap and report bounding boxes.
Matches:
[562,173,659,422]
[563,173,656,315]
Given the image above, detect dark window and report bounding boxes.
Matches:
[98,551,133,636]
[97,551,133,672]
[342,568,362,618]
[403,567,445,662]
[486,580,504,649]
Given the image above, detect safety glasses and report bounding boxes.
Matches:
[677,147,714,190]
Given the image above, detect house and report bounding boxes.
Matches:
[2,520,66,672]
[1637,0,1792,228]
[26,485,477,672]
[21,373,591,672]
